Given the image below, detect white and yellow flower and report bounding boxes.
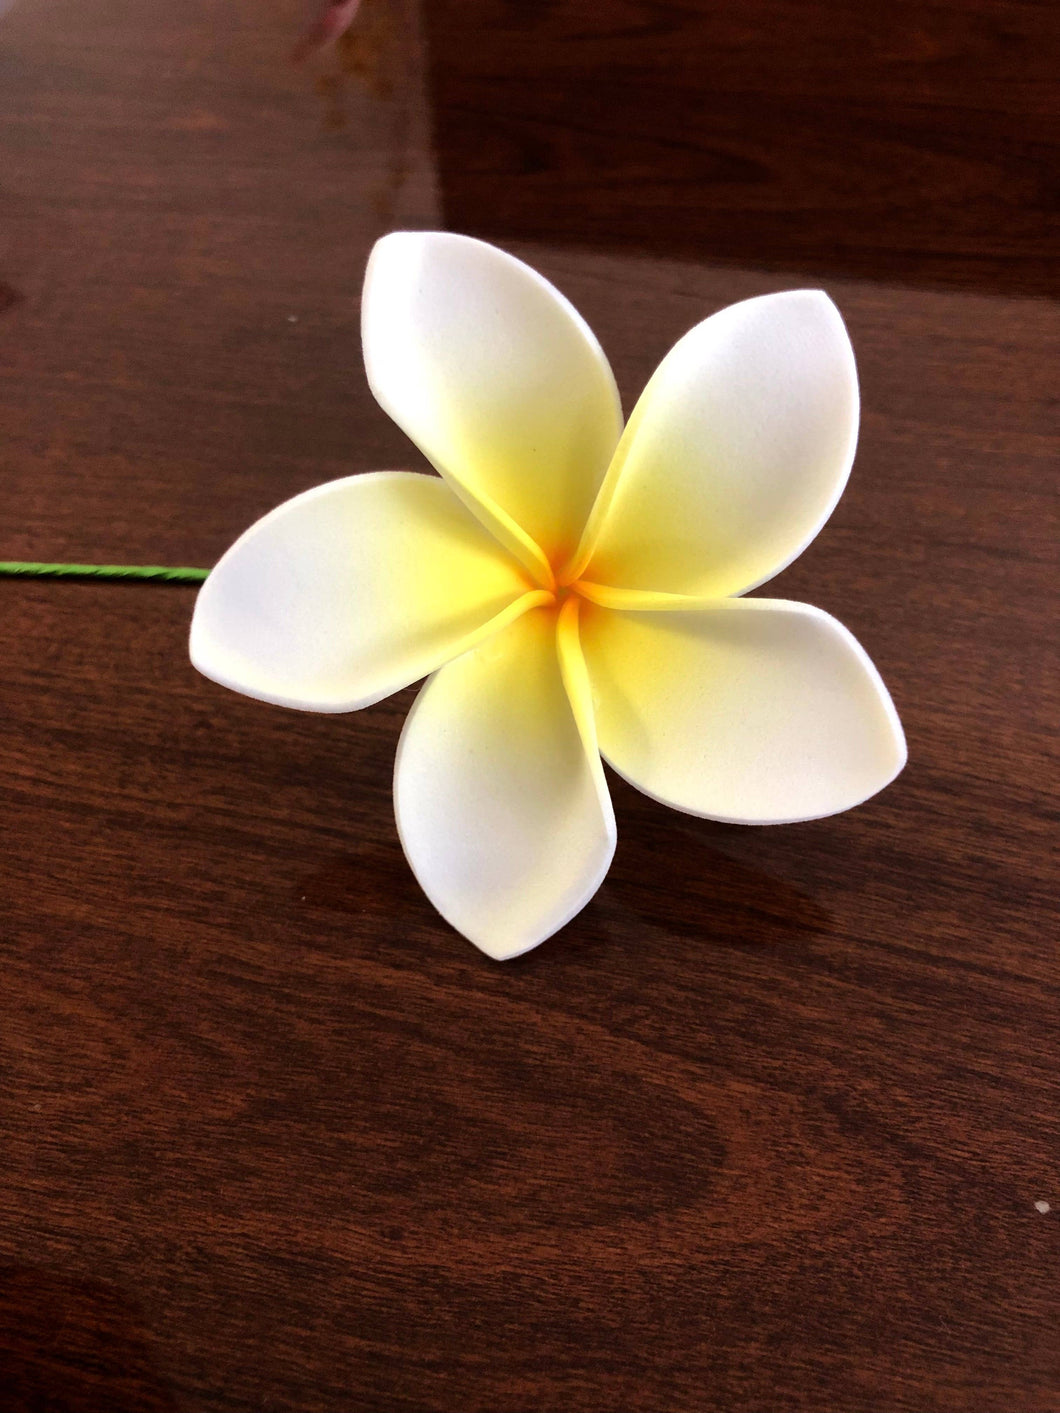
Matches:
[190,233,905,959]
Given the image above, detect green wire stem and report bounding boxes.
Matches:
[0,563,210,583]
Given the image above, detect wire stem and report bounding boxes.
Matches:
[0,563,210,583]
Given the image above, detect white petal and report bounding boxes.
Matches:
[190,473,546,713]
[363,232,623,580]
[394,604,616,959]
[573,290,859,596]
[580,597,905,824]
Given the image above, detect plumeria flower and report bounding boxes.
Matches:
[190,233,905,960]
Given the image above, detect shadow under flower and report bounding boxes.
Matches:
[601,773,835,953]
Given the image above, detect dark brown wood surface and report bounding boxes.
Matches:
[426,0,1060,297]
[1,2,1057,1411]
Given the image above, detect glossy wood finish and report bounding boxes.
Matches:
[1,2,1057,1410]
[426,0,1060,297]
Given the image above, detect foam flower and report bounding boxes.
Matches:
[190,233,905,959]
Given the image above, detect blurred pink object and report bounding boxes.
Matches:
[291,0,362,63]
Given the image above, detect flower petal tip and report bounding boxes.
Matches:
[455,916,585,963]
[415,842,616,960]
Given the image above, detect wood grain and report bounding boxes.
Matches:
[0,2,1057,1411]
[424,0,1060,297]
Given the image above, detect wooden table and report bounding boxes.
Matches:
[1,2,1056,1409]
